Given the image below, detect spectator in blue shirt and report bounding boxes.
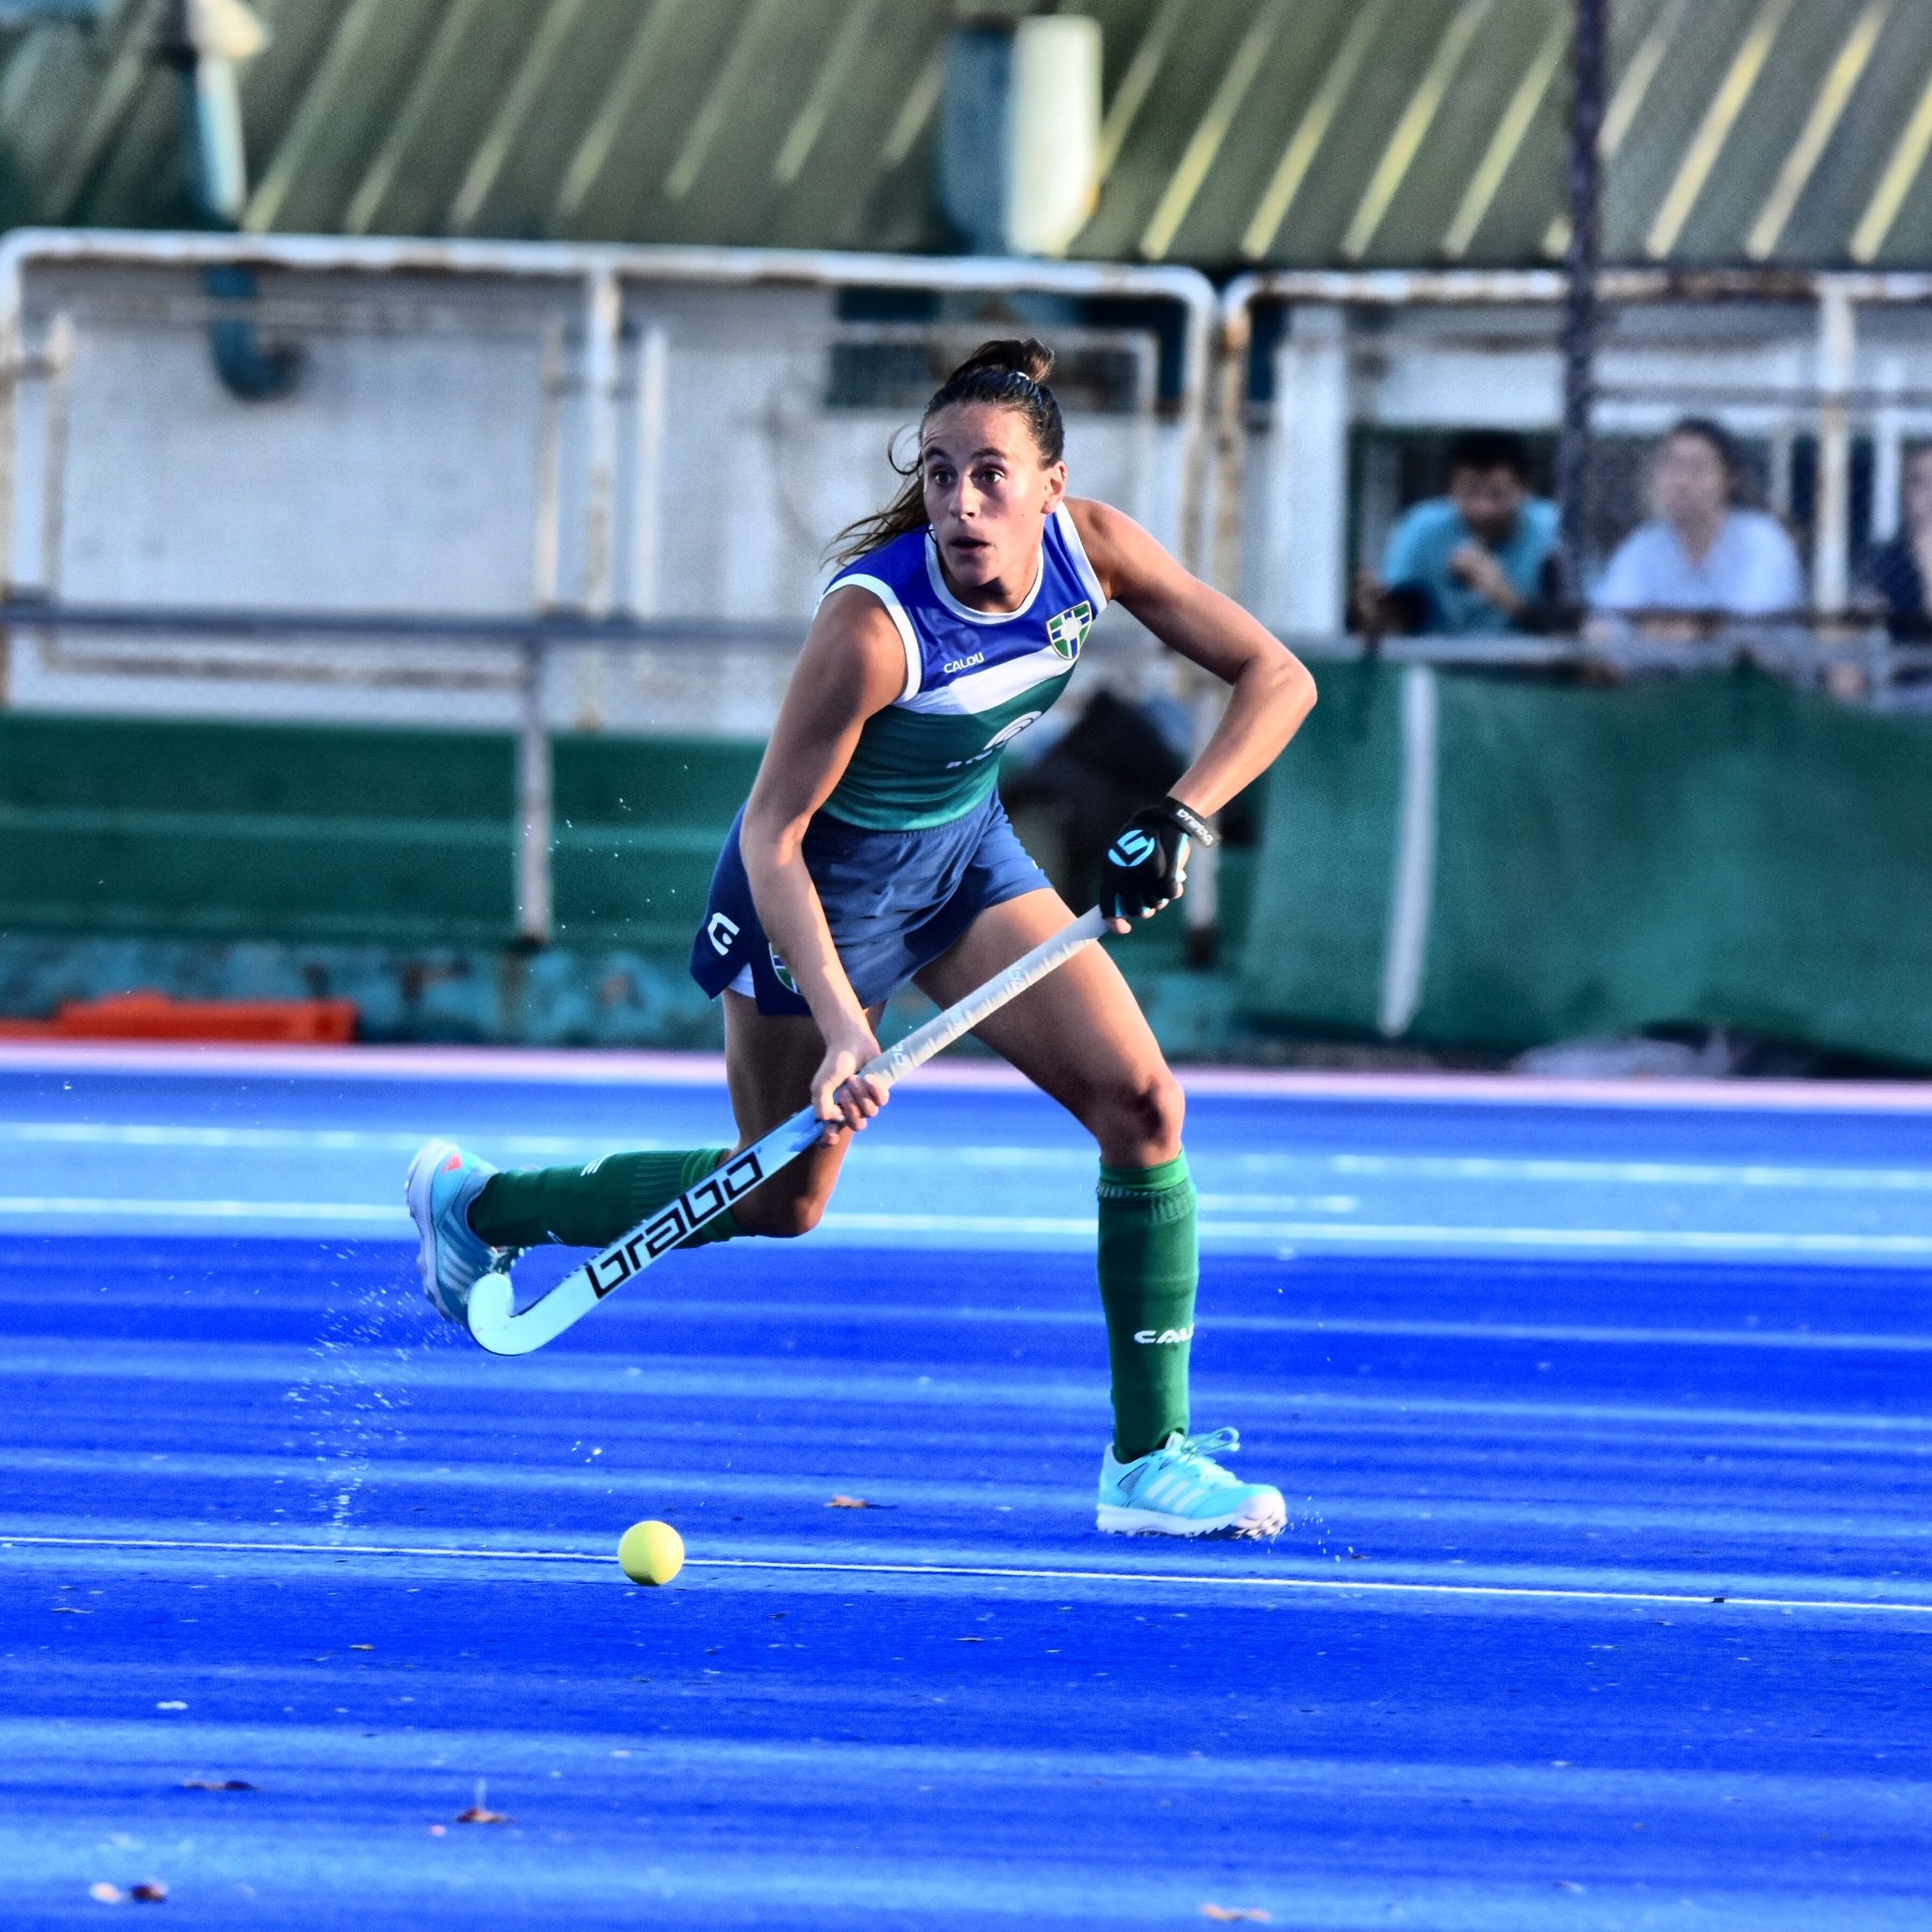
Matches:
[1355,430,1561,637]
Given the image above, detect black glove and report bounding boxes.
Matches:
[1101,797,1218,922]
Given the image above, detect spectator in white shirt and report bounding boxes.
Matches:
[1591,419,1803,637]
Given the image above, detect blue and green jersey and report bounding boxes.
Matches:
[820,507,1105,830]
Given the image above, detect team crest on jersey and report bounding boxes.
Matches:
[768,944,798,995]
[1045,601,1092,660]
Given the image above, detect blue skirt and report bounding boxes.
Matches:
[689,792,1051,1017]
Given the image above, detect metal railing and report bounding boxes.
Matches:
[0,226,1222,615]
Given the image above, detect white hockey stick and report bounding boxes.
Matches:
[463,906,1109,1356]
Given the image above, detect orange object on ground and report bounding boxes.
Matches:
[0,991,357,1043]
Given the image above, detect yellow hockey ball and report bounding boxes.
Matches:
[617,1520,684,1587]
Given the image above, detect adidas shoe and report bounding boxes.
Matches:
[1096,1427,1286,1539]
[405,1139,500,1324]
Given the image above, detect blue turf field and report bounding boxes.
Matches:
[3,1046,1930,1928]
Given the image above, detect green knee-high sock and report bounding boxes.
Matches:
[468,1147,742,1251]
[1095,1151,1196,1462]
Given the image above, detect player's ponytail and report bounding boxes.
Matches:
[826,338,1065,566]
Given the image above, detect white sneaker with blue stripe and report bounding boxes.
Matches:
[1096,1427,1286,1539]
[404,1139,500,1324]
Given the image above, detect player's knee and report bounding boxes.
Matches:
[1097,1066,1185,1161]
[747,1190,826,1240]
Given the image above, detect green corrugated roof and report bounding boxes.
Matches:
[7,0,1932,269]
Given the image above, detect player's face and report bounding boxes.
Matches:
[920,403,1066,597]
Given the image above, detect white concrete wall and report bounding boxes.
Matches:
[4,262,1174,733]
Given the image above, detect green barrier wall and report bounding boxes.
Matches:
[1239,663,1932,1067]
[0,715,764,950]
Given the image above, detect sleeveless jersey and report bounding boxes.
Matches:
[817,506,1106,831]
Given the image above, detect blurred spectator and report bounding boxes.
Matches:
[1353,429,1560,636]
[1859,443,1932,639]
[1591,418,1802,632]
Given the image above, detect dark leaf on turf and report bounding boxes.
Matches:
[181,1779,257,1791]
[130,1881,168,1902]
[827,1494,881,1508]
[456,1806,509,1824]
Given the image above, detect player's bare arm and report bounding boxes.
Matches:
[739,585,905,1133]
[1067,497,1315,931]
[1069,496,1316,818]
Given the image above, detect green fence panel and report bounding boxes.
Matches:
[0,714,518,942]
[1240,662,1932,1066]
[1234,662,1401,1037]
[0,717,768,951]
[551,736,763,948]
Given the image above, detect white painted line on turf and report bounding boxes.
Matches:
[0,1195,408,1223]
[572,1299,1932,1356]
[7,1532,1932,1616]
[1318,1153,1932,1193]
[0,1123,608,1157]
[4,1120,1929,1197]
[2,1039,1929,1111]
[3,1195,1931,1259]
[1257,1222,1932,1257]
[687,1557,1932,1615]
[826,1213,1932,1257]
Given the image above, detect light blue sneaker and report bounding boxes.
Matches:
[404,1139,500,1324]
[1097,1427,1286,1539]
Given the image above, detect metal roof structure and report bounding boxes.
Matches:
[7,0,1932,269]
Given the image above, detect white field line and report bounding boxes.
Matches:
[0,1196,408,1223]
[824,1213,1932,1257]
[456,1298,1932,1355]
[3,1039,1931,1111]
[6,1530,1932,1616]
[22,1281,1928,1354]
[1,1196,1930,1259]
[1244,1222,1932,1256]
[9,1122,1927,1195]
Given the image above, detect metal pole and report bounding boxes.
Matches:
[1814,285,1855,613]
[0,306,16,704]
[515,636,554,948]
[531,316,565,612]
[39,311,74,601]
[0,308,17,603]
[580,265,622,617]
[1174,296,1217,576]
[1182,303,1254,968]
[628,318,668,619]
[1557,0,1606,598]
[575,266,622,729]
[1873,353,1903,547]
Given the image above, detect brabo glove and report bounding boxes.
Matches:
[1102,796,1218,922]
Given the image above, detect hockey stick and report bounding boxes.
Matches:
[463,906,1109,1356]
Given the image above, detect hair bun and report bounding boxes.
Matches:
[947,338,1054,387]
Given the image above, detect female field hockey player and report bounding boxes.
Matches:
[408,340,1316,1538]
